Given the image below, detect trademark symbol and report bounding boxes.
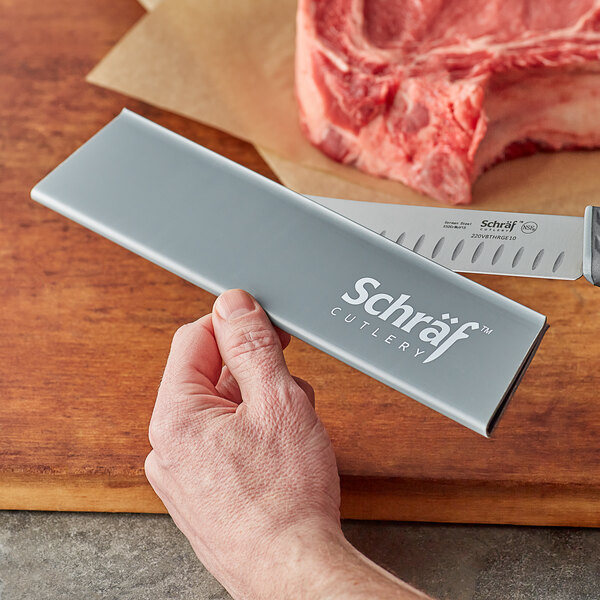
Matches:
[480,325,494,334]
[521,221,538,234]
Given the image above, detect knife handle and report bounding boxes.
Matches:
[583,206,600,286]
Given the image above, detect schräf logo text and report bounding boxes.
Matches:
[330,277,486,364]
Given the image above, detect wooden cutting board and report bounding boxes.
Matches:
[2,0,599,525]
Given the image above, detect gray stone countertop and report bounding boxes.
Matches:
[1,511,599,599]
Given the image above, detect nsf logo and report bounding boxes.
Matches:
[521,221,538,234]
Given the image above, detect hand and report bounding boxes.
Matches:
[144,289,340,597]
[145,289,433,600]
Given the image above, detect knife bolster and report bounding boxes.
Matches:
[583,206,600,287]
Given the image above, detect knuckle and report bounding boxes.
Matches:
[272,384,316,426]
[147,413,191,472]
[148,412,179,449]
[228,323,281,363]
[171,323,193,347]
[144,451,158,481]
[287,385,313,415]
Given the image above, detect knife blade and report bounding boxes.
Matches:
[310,197,600,286]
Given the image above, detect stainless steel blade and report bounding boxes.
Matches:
[310,196,584,280]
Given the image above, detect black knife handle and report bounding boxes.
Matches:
[583,206,600,286]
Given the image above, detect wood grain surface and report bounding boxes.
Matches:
[1,0,600,525]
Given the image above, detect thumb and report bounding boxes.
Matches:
[212,289,294,405]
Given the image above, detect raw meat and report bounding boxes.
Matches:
[296,0,600,204]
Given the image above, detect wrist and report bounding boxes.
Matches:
[254,520,431,600]
[265,520,347,599]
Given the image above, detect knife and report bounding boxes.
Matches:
[310,197,600,286]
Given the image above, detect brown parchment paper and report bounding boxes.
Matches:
[137,0,160,10]
[88,0,600,214]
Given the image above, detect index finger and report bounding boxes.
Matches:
[159,313,223,405]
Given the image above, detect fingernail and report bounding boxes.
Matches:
[214,289,256,322]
